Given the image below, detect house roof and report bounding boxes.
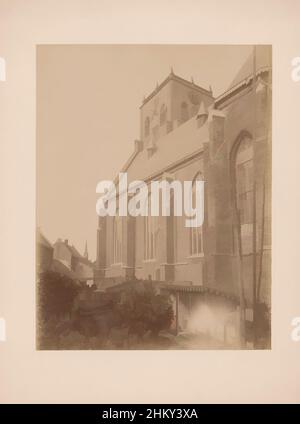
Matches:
[68,244,82,258]
[36,229,53,250]
[51,259,78,280]
[69,245,93,266]
[76,256,94,267]
[54,239,93,267]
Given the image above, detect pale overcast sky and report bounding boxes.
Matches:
[37,44,253,260]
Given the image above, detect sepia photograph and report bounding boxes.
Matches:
[4,0,300,408]
[36,44,272,351]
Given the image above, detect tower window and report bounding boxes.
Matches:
[160,104,167,125]
[180,102,189,123]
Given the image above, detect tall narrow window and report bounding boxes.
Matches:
[144,196,158,260]
[144,117,150,137]
[234,136,254,254]
[180,101,189,124]
[160,104,167,125]
[113,215,122,264]
[190,173,203,256]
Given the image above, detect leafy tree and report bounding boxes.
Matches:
[38,270,79,326]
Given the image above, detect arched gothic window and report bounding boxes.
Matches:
[144,195,158,260]
[190,172,204,256]
[234,135,254,254]
[113,215,122,264]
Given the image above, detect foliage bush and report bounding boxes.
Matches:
[115,282,174,338]
[37,270,80,347]
[38,275,174,349]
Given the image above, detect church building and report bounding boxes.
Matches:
[94,46,272,343]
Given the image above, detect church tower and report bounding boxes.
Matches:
[140,69,214,156]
